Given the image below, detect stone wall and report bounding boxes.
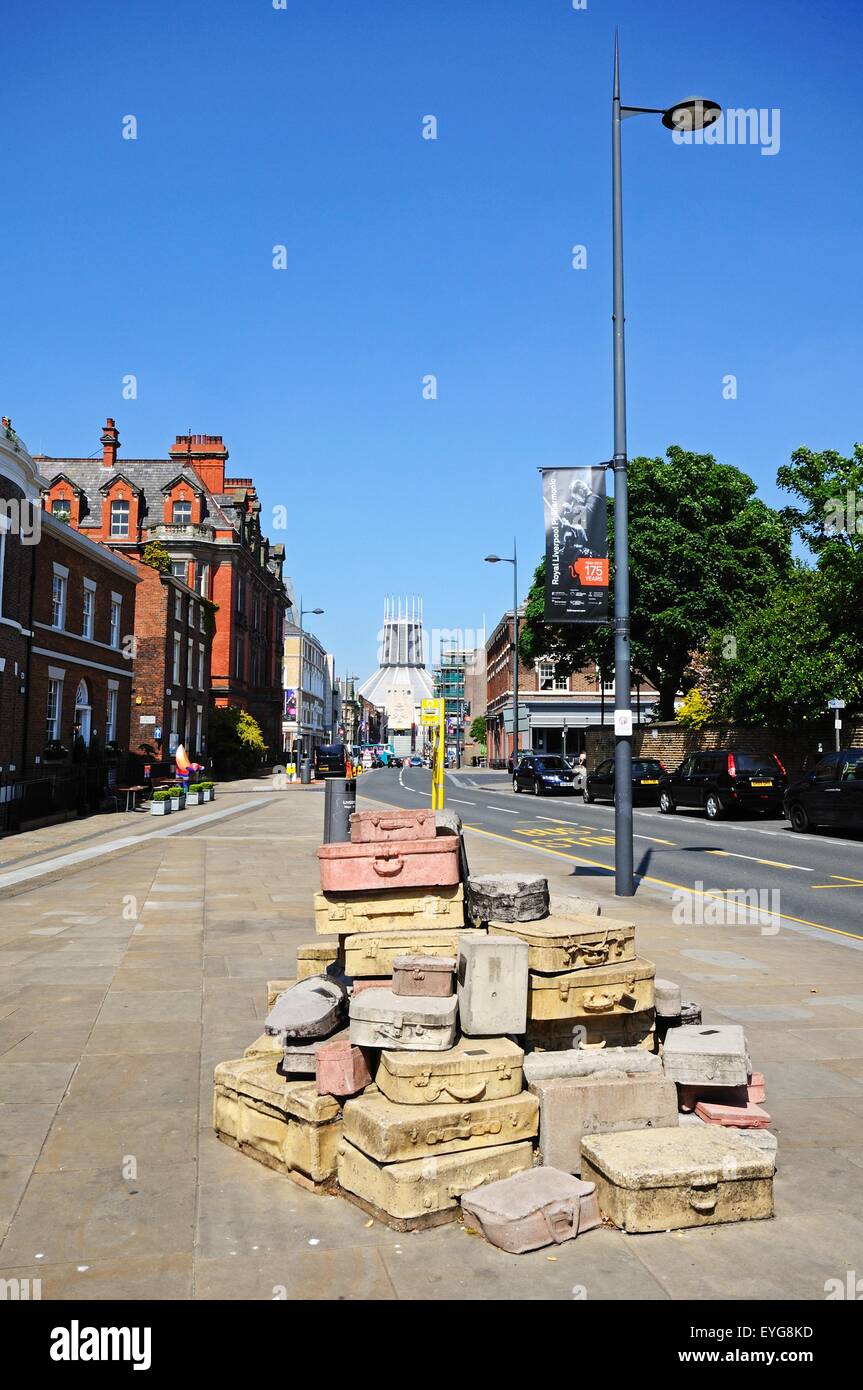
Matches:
[585,718,863,778]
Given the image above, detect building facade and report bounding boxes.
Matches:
[128,559,215,760]
[0,419,42,775]
[358,597,434,756]
[486,608,659,766]
[282,621,331,757]
[36,420,288,753]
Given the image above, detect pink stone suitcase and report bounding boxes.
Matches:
[350,809,437,844]
[695,1100,772,1129]
[392,955,456,998]
[461,1167,600,1254]
[351,977,393,996]
[318,838,460,893]
[315,1040,373,1098]
[677,1073,766,1112]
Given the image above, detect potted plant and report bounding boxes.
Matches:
[186,782,204,807]
[150,788,174,816]
[44,740,70,763]
[199,780,215,802]
[169,784,186,811]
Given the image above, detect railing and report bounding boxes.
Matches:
[0,757,134,837]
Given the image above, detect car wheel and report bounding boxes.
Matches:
[788,802,811,833]
[512,778,520,793]
[659,790,675,814]
[533,780,543,796]
[705,792,723,820]
[583,786,594,804]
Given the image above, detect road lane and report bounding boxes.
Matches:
[358,766,863,941]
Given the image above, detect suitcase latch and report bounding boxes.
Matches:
[689,1181,719,1214]
[543,1201,577,1243]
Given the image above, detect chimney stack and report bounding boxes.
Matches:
[101,417,120,469]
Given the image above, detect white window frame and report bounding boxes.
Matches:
[46,670,65,741]
[187,636,194,687]
[106,681,119,743]
[0,512,9,619]
[173,633,181,683]
[169,700,180,754]
[52,563,68,630]
[82,578,96,640]
[171,561,186,580]
[51,497,71,522]
[174,590,183,621]
[110,499,130,537]
[198,642,205,689]
[172,498,192,526]
[109,592,122,649]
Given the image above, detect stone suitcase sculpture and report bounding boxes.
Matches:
[342,1090,539,1162]
[662,1024,751,1088]
[281,1027,351,1077]
[349,988,457,1051]
[488,916,635,973]
[295,945,338,982]
[694,1100,772,1129]
[375,1036,524,1106]
[550,894,601,919]
[526,1009,656,1053]
[527,956,655,1022]
[344,926,481,977]
[457,934,529,1035]
[213,1056,342,1190]
[467,873,549,925]
[314,886,465,936]
[318,838,460,893]
[524,1047,662,1083]
[350,808,437,843]
[336,1137,534,1229]
[580,1126,774,1232]
[392,954,456,997]
[264,976,348,1041]
[461,1167,601,1254]
[315,1039,373,1098]
[529,1071,679,1174]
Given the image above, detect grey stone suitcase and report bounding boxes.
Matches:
[530,1071,678,1174]
[467,873,549,925]
[662,1024,750,1088]
[457,934,529,1035]
[265,975,348,1041]
[461,1167,601,1253]
[349,988,457,1051]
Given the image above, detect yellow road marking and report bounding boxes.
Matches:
[462,823,863,943]
[812,875,863,891]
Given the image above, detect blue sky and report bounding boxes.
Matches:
[2,0,861,679]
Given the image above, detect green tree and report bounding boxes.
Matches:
[706,568,862,728]
[776,444,863,635]
[140,540,171,574]
[209,705,268,775]
[520,447,792,719]
[469,715,487,744]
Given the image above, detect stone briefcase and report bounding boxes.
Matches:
[344,926,479,978]
[580,1126,774,1233]
[314,886,465,937]
[349,988,457,1051]
[376,1036,524,1106]
[318,838,460,893]
[461,1167,600,1254]
[336,1138,535,1226]
[350,808,437,843]
[392,954,456,997]
[342,1090,538,1162]
[213,1056,342,1188]
[489,916,636,974]
[527,955,656,1022]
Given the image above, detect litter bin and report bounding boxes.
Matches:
[300,758,312,785]
[323,777,356,843]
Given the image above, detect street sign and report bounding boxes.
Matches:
[503,705,531,733]
[614,710,633,737]
[828,699,846,710]
[421,698,444,726]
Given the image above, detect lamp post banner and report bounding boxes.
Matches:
[541,467,609,623]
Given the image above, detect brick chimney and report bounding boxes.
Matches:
[169,433,228,494]
[101,417,120,469]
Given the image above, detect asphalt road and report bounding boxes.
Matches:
[356,766,863,943]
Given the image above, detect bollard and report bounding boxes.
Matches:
[300,758,312,785]
[324,777,356,843]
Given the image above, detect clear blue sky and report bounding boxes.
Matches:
[3,0,861,680]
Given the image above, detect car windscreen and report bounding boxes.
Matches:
[841,752,863,780]
[632,761,663,775]
[734,753,781,775]
[537,757,566,770]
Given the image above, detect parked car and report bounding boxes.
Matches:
[784,748,863,832]
[583,757,666,805]
[313,743,347,779]
[507,749,535,775]
[658,749,787,820]
[513,754,577,796]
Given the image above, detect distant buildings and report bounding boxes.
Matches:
[358,597,434,756]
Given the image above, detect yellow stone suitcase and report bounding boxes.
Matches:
[526,1009,657,1053]
[376,1035,524,1106]
[489,916,635,974]
[314,886,465,937]
[243,1031,283,1058]
[342,1090,538,1162]
[581,1127,774,1233]
[296,943,339,982]
[213,1056,342,1189]
[266,978,296,1009]
[344,926,485,978]
[336,1137,535,1228]
[528,956,655,1022]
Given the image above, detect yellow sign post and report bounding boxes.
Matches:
[421,698,446,809]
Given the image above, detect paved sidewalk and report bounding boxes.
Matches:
[0,782,861,1300]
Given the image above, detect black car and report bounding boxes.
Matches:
[507,749,535,775]
[313,743,347,778]
[658,749,787,820]
[784,748,863,832]
[513,754,576,796]
[583,758,666,805]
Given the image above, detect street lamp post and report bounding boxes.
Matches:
[610,32,720,895]
[485,539,519,768]
[295,597,324,765]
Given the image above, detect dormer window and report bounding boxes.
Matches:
[52,498,71,522]
[110,499,130,537]
[172,499,192,526]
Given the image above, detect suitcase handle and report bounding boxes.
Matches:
[424,1118,503,1144]
[689,1183,718,1214]
[543,1200,579,1243]
[373,854,404,877]
[580,984,637,1013]
[565,942,610,966]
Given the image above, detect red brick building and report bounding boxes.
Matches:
[1,420,43,775]
[36,420,288,753]
[128,559,215,761]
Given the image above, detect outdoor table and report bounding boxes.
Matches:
[116,785,146,811]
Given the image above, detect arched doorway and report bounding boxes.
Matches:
[74,679,92,745]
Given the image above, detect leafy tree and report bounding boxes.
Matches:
[676,687,712,729]
[520,447,792,719]
[141,540,171,574]
[209,705,268,775]
[469,715,487,743]
[776,444,863,636]
[706,568,862,728]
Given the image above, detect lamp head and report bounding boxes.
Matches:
[661,97,721,132]
[484,555,501,564]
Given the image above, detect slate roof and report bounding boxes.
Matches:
[36,458,238,532]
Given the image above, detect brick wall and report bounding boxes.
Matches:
[0,473,34,770]
[129,561,213,760]
[585,718,863,779]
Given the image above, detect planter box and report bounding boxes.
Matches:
[150,801,172,816]
[204,789,215,802]
[186,791,203,806]
[170,794,186,811]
